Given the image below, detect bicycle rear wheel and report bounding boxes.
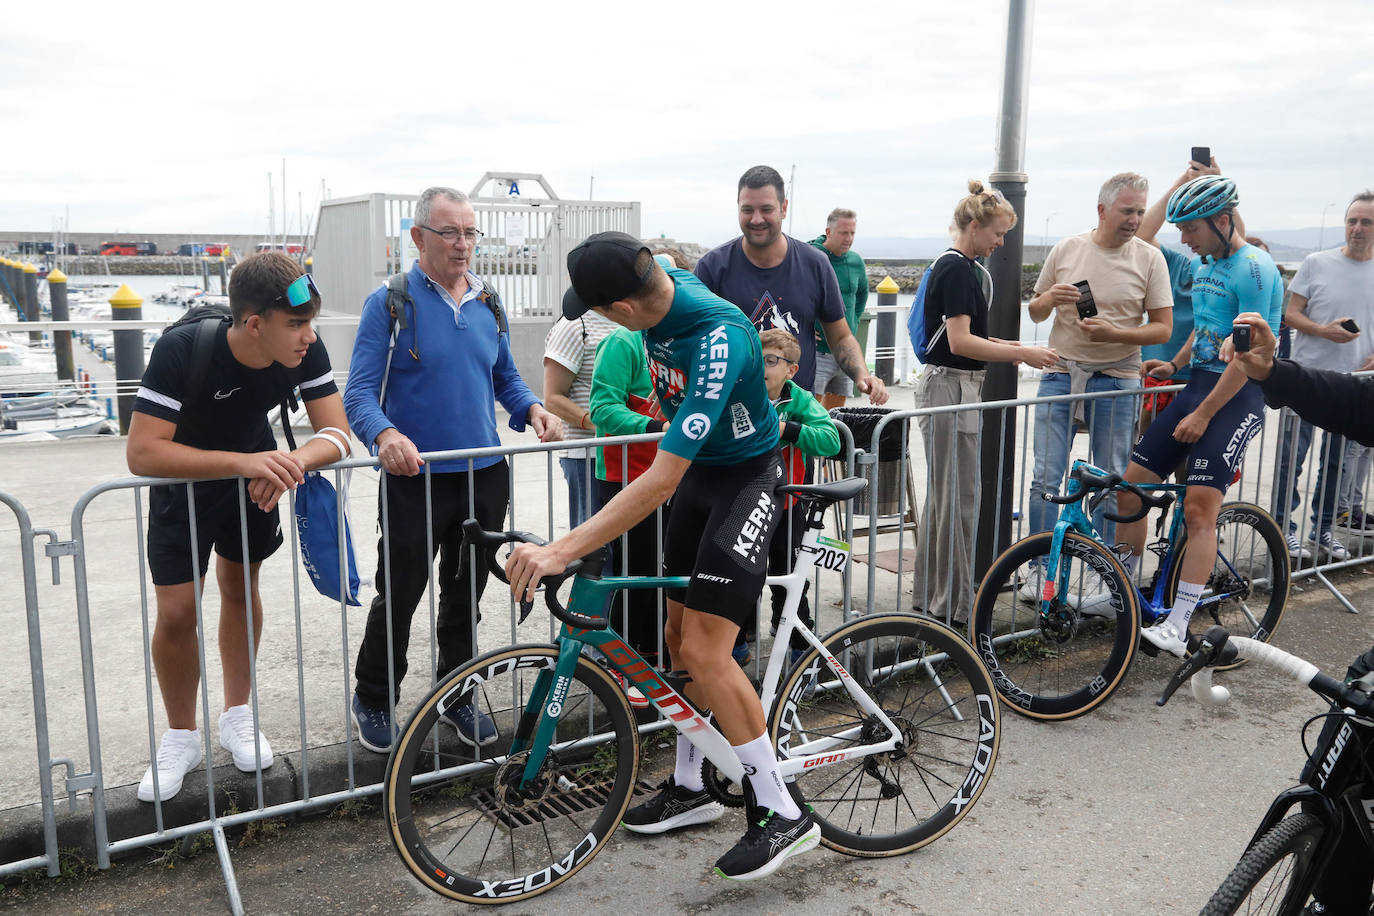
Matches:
[1164,502,1289,670]
[1200,812,1324,915]
[971,530,1140,720]
[768,613,1000,857]
[384,646,638,905]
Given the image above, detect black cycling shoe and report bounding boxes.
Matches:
[713,782,820,880]
[621,777,725,835]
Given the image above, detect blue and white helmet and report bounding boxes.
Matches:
[1166,176,1239,224]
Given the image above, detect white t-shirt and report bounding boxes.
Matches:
[1289,249,1374,372]
[543,311,618,457]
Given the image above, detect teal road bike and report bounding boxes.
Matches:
[971,459,1290,721]
[383,478,1001,905]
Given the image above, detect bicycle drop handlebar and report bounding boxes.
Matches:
[459,520,608,631]
[1043,464,1174,524]
[1157,625,1374,715]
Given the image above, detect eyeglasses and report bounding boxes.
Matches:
[418,224,484,243]
[763,354,795,368]
[274,273,319,308]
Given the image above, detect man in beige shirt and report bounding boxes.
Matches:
[1024,172,1173,546]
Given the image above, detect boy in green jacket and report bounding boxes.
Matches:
[736,328,842,665]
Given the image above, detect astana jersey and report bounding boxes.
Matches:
[1189,244,1284,373]
[646,268,780,465]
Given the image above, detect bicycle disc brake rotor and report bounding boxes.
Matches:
[492,750,555,811]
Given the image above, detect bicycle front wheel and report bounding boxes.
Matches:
[971,530,1141,720]
[1201,812,1324,915]
[1164,501,1289,669]
[384,646,638,905]
[768,613,1001,857]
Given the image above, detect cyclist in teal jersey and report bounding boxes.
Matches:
[1115,176,1285,656]
[507,232,822,881]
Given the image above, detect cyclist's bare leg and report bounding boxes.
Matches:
[1178,485,1222,585]
[675,608,765,743]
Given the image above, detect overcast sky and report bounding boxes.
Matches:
[2,0,1369,247]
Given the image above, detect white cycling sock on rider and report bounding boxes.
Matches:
[732,733,801,820]
[1164,580,1205,634]
[675,733,705,791]
[1120,551,1141,583]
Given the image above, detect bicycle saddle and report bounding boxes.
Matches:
[777,477,868,506]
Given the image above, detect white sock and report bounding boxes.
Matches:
[1120,551,1141,582]
[732,733,801,820]
[675,733,704,791]
[1165,580,1205,633]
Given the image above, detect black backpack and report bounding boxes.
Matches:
[166,304,233,408]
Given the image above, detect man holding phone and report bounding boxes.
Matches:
[1269,190,1374,560]
[1111,175,1285,656]
[1025,172,1173,546]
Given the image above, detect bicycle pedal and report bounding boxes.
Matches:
[1137,634,1161,658]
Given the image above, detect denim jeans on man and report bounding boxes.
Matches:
[1026,372,1142,545]
[1270,409,1344,535]
[559,455,603,528]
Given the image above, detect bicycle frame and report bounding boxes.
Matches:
[498,523,908,791]
[1044,459,1187,625]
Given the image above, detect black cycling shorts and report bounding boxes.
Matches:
[664,449,782,628]
[147,479,284,586]
[1130,370,1264,492]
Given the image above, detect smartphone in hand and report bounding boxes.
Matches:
[1341,318,1360,334]
[1191,146,1210,166]
[1232,324,1251,353]
[1074,280,1098,319]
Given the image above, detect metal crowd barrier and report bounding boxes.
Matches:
[3,379,1372,911]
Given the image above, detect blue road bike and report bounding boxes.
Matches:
[971,459,1289,720]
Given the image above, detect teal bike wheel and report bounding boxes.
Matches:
[385,646,638,905]
[971,530,1141,720]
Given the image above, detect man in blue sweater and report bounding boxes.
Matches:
[343,186,562,752]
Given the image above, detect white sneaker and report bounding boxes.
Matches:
[219,705,274,772]
[1069,585,1116,618]
[1285,532,1311,560]
[137,729,203,802]
[1017,565,1045,603]
[1141,621,1187,658]
[1309,530,1350,562]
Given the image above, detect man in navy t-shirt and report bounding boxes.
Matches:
[695,165,887,404]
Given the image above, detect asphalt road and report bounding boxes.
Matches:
[4,566,1372,916]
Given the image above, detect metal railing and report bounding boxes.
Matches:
[2,379,1372,911]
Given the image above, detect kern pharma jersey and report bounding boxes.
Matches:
[647,268,780,465]
[1189,244,1284,373]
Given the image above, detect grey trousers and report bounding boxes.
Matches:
[910,365,985,625]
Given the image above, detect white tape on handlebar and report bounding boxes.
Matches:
[1189,669,1232,707]
[1231,637,1320,685]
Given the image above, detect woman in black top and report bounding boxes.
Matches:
[910,180,1058,626]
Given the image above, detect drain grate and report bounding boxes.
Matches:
[472,778,657,829]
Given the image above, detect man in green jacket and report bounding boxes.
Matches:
[809,208,869,410]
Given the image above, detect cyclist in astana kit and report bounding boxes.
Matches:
[1114,176,1285,656]
[507,232,821,881]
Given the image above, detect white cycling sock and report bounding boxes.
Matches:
[732,733,801,820]
[1165,580,1205,633]
[1120,551,1141,582]
[675,733,704,791]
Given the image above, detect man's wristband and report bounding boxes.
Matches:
[579,411,590,430]
[646,419,666,434]
[1167,360,1179,375]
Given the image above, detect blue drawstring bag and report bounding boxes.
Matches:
[278,403,361,605]
[294,471,361,606]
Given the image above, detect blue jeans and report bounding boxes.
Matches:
[1271,410,1344,535]
[1026,372,1142,545]
[559,455,602,529]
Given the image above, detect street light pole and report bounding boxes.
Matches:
[1318,202,1337,251]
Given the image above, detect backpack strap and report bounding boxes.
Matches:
[922,249,966,353]
[379,273,413,410]
[183,316,227,408]
[476,280,508,336]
